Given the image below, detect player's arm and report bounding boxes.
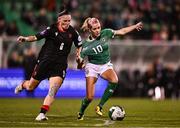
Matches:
[17,26,52,43]
[17,36,37,43]
[76,46,82,59]
[76,47,86,69]
[76,57,85,69]
[114,22,143,36]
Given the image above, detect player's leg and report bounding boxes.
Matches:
[96,69,118,116]
[15,63,43,94]
[35,76,63,121]
[78,77,97,120]
[14,77,40,94]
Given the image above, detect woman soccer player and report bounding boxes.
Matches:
[77,17,143,120]
[14,8,82,121]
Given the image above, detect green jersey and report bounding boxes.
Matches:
[80,29,114,64]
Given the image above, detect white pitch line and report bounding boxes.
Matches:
[0,114,115,127]
[26,113,115,127]
[0,120,81,127]
[0,121,176,128]
[93,118,115,126]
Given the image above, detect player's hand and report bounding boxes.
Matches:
[76,57,85,69]
[17,36,27,43]
[135,22,143,31]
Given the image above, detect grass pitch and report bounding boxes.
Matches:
[0,98,180,127]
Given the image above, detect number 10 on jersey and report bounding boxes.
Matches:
[92,45,103,54]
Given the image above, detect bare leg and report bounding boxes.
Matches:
[15,77,39,94]
[23,77,40,90]
[78,77,97,120]
[43,76,63,106]
[97,69,118,109]
[86,77,97,101]
[35,76,63,121]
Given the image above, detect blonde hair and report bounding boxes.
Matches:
[81,17,91,32]
[81,17,100,32]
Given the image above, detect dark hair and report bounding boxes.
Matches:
[58,5,69,17]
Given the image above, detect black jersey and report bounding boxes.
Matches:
[35,24,82,64]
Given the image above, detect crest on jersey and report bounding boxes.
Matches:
[55,32,58,36]
[101,38,105,42]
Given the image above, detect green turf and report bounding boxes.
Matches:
[0,98,180,127]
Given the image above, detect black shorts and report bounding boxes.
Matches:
[31,59,67,81]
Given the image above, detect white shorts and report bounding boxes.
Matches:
[85,62,113,78]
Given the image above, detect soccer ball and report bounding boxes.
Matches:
[108,105,125,121]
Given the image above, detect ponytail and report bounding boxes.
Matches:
[81,17,100,32]
[81,17,91,32]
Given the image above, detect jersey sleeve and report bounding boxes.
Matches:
[35,26,52,40]
[73,30,82,48]
[101,29,115,39]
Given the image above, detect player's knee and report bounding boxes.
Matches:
[26,86,35,91]
[109,78,118,84]
[87,96,94,101]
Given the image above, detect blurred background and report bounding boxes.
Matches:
[0,0,180,99]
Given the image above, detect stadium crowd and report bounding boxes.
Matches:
[116,58,180,100]
[0,0,180,99]
[0,0,179,40]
